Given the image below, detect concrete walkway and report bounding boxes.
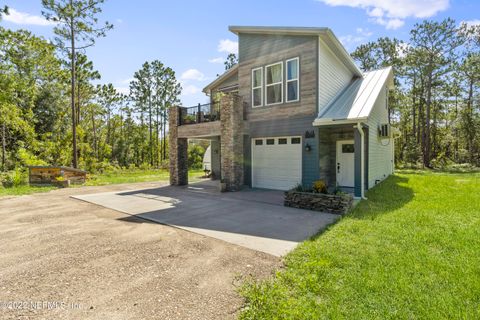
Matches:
[72,181,340,256]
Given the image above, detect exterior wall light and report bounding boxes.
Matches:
[305,143,311,152]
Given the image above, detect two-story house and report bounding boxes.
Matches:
[169,26,396,199]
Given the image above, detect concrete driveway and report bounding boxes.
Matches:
[73,180,339,256]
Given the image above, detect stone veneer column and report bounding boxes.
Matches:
[220,94,244,191]
[168,106,188,186]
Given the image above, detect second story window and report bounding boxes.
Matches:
[252,67,263,107]
[265,62,283,105]
[286,58,299,102]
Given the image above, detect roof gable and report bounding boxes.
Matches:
[229,26,362,77]
[202,64,238,93]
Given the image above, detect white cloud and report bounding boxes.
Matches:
[339,34,365,46]
[218,39,238,54]
[367,7,383,18]
[318,0,449,29]
[181,69,206,81]
[356,27,373,37]
[120,77,134,84]
[209,57,224,64]
[396,42,411,58]
[461,19,480,28]
[339,27,373,48]
[3,8,55,26]
[115,87,130,95]
[181,84,201,95]
[371,17,405,29]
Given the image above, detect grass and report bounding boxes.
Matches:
[240,170,480,319]
[0,184,56,197]
[85,168,204,186]
[0,169,205,196]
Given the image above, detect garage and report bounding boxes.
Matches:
[251,136,302,190]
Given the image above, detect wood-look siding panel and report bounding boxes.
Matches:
[238,34,318,121]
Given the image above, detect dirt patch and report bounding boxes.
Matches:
[0,182,280,319]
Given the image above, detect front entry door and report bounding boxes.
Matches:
[336,140,355,187]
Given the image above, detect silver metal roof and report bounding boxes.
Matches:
[314,67,394,126]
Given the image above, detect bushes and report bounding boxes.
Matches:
[188,144,206,170]
[312,180,328,194]
[1,168,28,188]
[292,180,329,194]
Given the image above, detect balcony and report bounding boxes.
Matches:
[179,102,220,125]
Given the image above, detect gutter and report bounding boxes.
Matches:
[354,122,367,200]
[312,117,368,127]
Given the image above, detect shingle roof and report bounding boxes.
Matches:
[314,66,394,126]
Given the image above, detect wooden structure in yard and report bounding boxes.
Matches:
[28,166,87,186]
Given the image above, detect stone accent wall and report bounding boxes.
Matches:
[284,191,353,215]
[168,106,188,186]
[220,94,244,191]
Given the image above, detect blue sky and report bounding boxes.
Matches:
[1,0,479,106]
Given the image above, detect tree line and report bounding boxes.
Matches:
[0,1,182,173]
[351,18,479,168]
[1,3,478,174]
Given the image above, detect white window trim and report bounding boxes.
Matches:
[265,61,283,106]
[251,67,263,108]
[286,57,300,103]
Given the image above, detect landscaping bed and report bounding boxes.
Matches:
[284,190,353,214]
[284,181,353,214]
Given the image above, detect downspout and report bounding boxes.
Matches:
[392,136,395,174]
[356,122,367,200]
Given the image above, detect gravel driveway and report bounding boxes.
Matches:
[0,183,279,320]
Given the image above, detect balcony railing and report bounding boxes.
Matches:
[180,102,220,125]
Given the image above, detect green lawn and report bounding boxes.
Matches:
[85,168,204,186]
[240,171,480,319]
[0,169,205,196]
[0,185,56,197]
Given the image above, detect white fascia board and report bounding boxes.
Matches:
[313,117,368,127]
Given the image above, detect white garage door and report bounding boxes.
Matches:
[251,136,302,190]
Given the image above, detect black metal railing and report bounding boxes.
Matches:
[179,102,220,125]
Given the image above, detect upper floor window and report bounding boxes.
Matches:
[286,58,299,102]
[265,62,283,105]
[252,67,263,107]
